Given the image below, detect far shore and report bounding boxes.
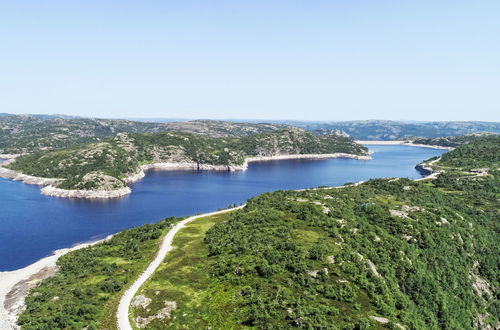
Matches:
[0,152,371,200]
[356,140,454,150]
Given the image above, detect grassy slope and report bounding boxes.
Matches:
[129,138,499,329]
[129,213,247,329]
[129,174,498,329]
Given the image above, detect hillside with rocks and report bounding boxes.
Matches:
[408,132,497,148]
[0,115,287,154]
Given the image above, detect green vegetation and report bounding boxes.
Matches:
[439,135,500,169]
[127,137,499,329]
[17,218,177,330]
[3,114,499,154]
[7,128,368,190]
[410,133,496,148]
[0,115,167,154]
[0,114,285,154]
[129,213,244,329]
[18,137,500,329]
[130,177,498,329]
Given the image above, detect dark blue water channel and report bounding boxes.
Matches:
[0,145,445,271]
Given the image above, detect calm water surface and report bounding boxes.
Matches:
[0,145,445,270]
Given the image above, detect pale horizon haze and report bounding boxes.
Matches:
[1,1,499,122]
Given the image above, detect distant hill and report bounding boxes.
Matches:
[2,114,499,154]
[126,118,500,140]
[159,120,286,138]
[270,120,500,140]
[0,115,286,154]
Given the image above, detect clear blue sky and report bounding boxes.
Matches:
[1,1,499,121]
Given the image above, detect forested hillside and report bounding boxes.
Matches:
[0,115,167,154]
[6,128,368,191]
[128,137,498,329]
[439,135,500,169]
[0,114,285,154]
[17,137,499,329]
[410,133,496,148]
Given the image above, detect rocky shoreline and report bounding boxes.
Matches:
[414,158,443,181]
[40,186,132,199]
[0,235,113,330]
[0,159,61,186]
[127,153,372,182]
[1,153,371,199]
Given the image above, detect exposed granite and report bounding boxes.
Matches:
[40,186,132,199]
[0,160,61,186]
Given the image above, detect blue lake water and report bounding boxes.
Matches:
[0,145,445,271]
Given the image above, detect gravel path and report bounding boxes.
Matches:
[116,205,245,330]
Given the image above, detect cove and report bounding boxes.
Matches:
[0,145,445,271]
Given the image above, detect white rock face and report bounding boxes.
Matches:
[76,172,125,191]
[132,295,152,309]
[0,160,60,186]
[0,154,23,159]
[0,160,132,199]
[41,186,132,199]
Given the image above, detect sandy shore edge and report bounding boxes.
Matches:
[0,154,23,160]
[1,153,371,199]
[0,235,113,330]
